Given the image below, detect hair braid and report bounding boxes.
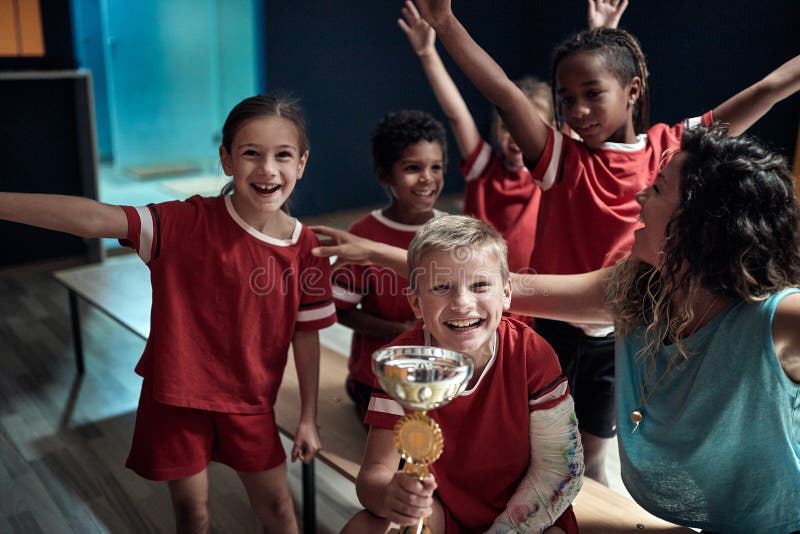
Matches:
[551,28,650,134]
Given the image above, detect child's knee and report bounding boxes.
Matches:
[252,491,296,526]
[172,498,211,533]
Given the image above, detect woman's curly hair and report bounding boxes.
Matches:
[608,123,800,358]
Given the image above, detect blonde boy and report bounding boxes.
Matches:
[342,215,583,533]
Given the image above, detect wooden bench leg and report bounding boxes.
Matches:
[302,460,315,534]
[67,291,85,374]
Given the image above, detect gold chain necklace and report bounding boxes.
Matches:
[630,295,720,433]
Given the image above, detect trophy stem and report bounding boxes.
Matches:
[400,518,431,534]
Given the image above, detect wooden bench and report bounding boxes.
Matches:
[54,254,692,534]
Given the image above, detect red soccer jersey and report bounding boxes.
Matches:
[120,195,336,413]
[529,113,714,274]
[461,140,541,274]
[366,318,569,531]
[332,210,443,386]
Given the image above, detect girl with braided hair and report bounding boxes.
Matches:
[405,0,800,486]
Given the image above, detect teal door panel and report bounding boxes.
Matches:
[100,0,257,173]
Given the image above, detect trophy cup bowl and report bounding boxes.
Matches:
[372,346,474,534]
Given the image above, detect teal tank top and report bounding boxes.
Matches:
[616,288,800,533]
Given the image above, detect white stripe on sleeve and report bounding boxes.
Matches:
[529,380,569,407]
[464,142,493,182]
[535,130,563,191]
[297,301,336,323]
[684,116,703,129]
[133,206,154,263]
[368,396,405,416]
[332,285,362,304]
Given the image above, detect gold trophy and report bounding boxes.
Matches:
[372,346,474,534]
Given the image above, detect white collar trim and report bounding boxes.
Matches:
[422,327,498,397]
[371,209,446,232]
[224,195,301,246]
[602,133,647,152]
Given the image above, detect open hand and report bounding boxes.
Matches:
[413,0,453,29]
[398,0,436,56]
[311,225,377,269]
[587,0,629,29]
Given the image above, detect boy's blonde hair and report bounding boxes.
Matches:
[407,215,509,291]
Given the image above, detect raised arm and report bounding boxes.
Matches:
[399,1,481,158]
[290,329,322,463]
[0,193,128,239]
[415,0,550,164]
[587,0,629,30]
[713,54,800,137]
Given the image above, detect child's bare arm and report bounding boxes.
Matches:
[399,0,481,159]
[414,0,550,164]
[291,329,322,463]
[587,0,629,30]
[356,427,436,526]
[0,193,128,238]
[713,54,800,137]
[337,308,416,341]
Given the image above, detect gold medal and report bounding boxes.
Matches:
[394,411,444,465]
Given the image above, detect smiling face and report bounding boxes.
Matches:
[382,140,444,224]
[408,246,511,364]
[555,50,639,148]
[632,151,684,265]
[220,115,308,227]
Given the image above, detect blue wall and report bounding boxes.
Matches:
[264,2,529,216]
[71,0,260,171]
[265,1,798,217]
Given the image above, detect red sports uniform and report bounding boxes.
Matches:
[529,113,714,276]
[332,210,443,389]
[461,140,541,275]
[120,195,336,413]
[365,318,577,533]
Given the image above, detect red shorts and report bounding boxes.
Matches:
[126,382,286,481]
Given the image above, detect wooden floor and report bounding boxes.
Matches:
[0,268,363,533]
